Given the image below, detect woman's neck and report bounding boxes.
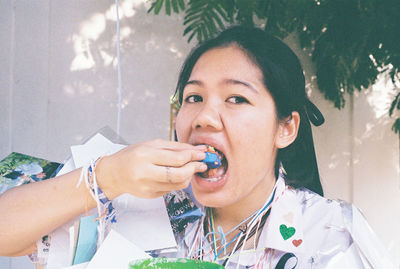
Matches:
[212,172,276,236]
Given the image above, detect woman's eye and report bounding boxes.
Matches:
[184,95,203,103]
[227,96,249,104]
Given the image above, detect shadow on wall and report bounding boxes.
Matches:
[294,31,399,262]
[351,76,400,257]
[296,30,400,261]
[46,0,191,161]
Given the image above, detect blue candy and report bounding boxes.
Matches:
[202,152,221,169]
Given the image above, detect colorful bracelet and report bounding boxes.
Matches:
[77,156,117,245]
[88,157,116,224]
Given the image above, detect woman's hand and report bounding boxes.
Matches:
[96,139,208,199]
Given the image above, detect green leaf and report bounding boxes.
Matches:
[196,28,202,42]
[187,29,197,43]
[189,0,207,9]
[214,3,230,22]
[184,22,202,36]
[392,118,400,134]
[204,12,217,37]
[184,10,201,21]
[171,0,179,13]
[198,23,207,42]
[183,20,202,34]
[178,0,185,10]
[218,0,235,22]
[183,0,224,43]
[183,24,193,36]
[184,14,202,25]
[389,92,400,116]
[148,0,164,15]
[165,0,171,15]
[209,10,225,29]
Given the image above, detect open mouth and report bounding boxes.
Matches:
[198,145,228,182]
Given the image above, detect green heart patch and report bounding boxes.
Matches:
[279,224,296,240]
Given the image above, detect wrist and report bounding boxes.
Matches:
[95,155,118,200]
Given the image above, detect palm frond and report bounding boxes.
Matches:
[148,0,185,15]
[147,0,400,135]
[389,91,400,116]
[183,0,228,43]
[392,118,400,134]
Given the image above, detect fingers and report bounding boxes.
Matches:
[134,139,206,167]
[149,139,207,151]
[131,162,206,198]
[152,148,206,167]
[153,161,207,184]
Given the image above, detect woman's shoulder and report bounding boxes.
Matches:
[289,186,358,251]
[263,182,353,255]
[273,178,352,230]
[270,183,396,268]
[293,186,352,223]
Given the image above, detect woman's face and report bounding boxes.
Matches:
[176,46,281,210]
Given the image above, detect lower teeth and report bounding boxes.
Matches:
[204,176,222,182]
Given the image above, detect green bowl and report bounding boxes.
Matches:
[129,258,225,269]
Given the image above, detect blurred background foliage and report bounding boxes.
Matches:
[147,0,400,134]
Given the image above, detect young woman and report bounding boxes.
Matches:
[0,26,394,268]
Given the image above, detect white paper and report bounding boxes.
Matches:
[112,194,177,251]
[86,229,150,269]
[47,219,77,269]
[56,158,75,176]
[68,221,79,265]
[70,133,125,168]
[63,262,89,269]
[47,210,98,269]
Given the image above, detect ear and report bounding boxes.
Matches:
[275,111,300,149]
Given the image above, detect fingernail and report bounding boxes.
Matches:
[196,152,206,159]
[200,163,208,170]
[195,145,207,150]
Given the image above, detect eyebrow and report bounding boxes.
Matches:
[185,80,203,87]
[223,79,259,94]
[185,79,259,94]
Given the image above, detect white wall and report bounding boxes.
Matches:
[0,0,399,268]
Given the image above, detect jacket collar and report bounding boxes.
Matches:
[182,176,307,259]
[258,176,306,254]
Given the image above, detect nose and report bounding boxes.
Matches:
[191,102,223,131]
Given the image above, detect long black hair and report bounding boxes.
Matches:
[174,26,325,196]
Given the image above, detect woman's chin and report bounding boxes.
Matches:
[191,170,230,207]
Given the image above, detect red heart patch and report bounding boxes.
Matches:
[292,239,302,247]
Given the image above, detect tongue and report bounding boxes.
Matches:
[199,158,227,180]
[198,146,227,181]
[204,166,225,178]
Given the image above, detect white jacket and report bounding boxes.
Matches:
[178,177,396,268]
[36,177,396,269]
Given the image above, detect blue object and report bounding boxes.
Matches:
[202,152,221,169]
[73,214,98,265]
